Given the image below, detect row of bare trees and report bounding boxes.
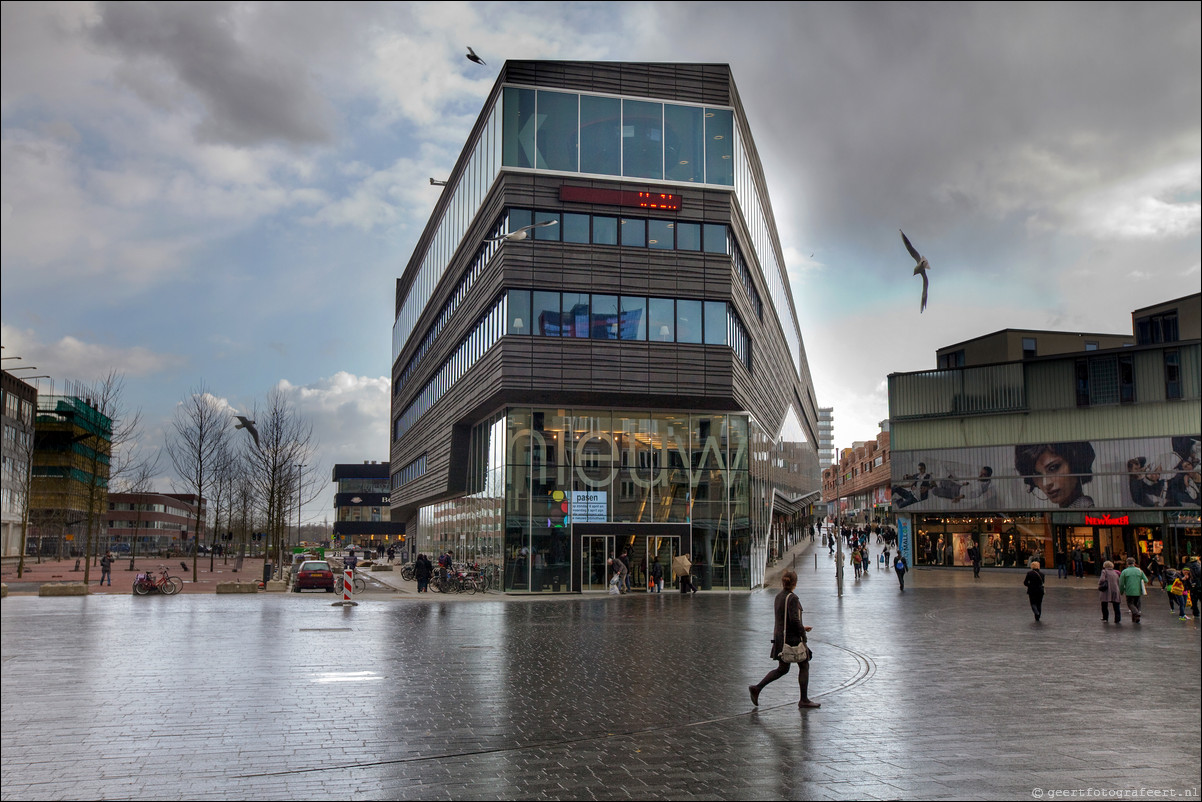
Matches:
[16,375,323,582]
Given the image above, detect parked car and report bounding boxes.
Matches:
[293,560,335,592]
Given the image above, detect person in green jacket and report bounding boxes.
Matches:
[1118,557,1150,624]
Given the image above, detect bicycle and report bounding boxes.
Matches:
[133,565,182,595]
[333,572,367,594]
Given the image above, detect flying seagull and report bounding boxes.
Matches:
[486,220,558,243]
[233,415,261,449]
[466,46,486,66]
[900,229,931,312]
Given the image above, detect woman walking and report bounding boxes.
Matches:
[1098,560,1122,622]
[748,571,821,709]
[414,552,433,593]
[1024,560,1045,621]
[894,553,908,591]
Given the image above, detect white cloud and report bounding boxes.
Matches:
[0,323,185,382]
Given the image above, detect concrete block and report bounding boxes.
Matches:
[264,580,288,593]
[39,582,89,597]
[1,583,7,598]
[370,564,393,572]
[215,581,259,594]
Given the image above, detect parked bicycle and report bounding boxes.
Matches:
[333,572,367,594]
[133,565,182,595]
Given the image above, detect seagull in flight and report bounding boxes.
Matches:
[466,46,486,66]
[233,415,261,449]
[486,220,558,243]
[900,229,931,312]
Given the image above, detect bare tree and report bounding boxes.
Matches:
[165,384,229,582]
[115,448,161,570]
[240,387,320,579]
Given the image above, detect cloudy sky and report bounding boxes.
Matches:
[3,2,1199,523]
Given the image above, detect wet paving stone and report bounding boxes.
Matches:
[2,552,1199,800]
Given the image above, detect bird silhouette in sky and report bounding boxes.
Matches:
[233,415,261,449]
[486,220,558,243]
[900,229,931,312]
[466,47,486,66]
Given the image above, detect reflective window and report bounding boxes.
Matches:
[704,108,734,185]
[620,218,646,247]
[623,99,663,180]
[677,222,701,251]
[649,298,675,342]
[591,295,619,340]
[503,88,536,169]
[704,301,727,345]
[533,291,561,336]
[620,296,647,340]
[536,90,578,172]
[509,208,532,231]
[665,104,704,183]
[562,293,590,338]
[534,210,560,240]
[593,216,618,245]
[563,213,590,243]
[648,219,674,250]
[676,299,702,344]
[703,223,727,254]
[580,94,621,176]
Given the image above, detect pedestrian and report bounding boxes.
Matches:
[344,547,358,574]
[1024,561,1045,621]
[649,557,664,593]
[1146,554,1163,586]
[618,549,632,593]
[414,553,432,592]
[607,556,628,594]
[1055,547,1068,579]
[99,552,113,586]
[1167,573,1190,620]
[386,545,395,564]
[1186,557,1201,619]
[747,571,820,710]
[1119,557,1149,624]
[968,543,982,579]
[893,553,908,591]
[851,546,862,579]
[1098,560,1122,623]
[882,544,891,570]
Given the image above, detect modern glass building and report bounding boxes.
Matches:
[390,62,821,592]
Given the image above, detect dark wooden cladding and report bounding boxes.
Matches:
[500,61,732,107]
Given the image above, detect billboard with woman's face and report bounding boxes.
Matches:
[892,435,1201,512]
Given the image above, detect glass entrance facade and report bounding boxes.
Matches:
[409,407,773,592]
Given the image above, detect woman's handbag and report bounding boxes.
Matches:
[777,592,811,663]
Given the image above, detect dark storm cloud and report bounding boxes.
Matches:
[661,2,1200,254]
[91,1,336,147]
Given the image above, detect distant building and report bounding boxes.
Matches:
[822,425,891,525]
[1,371,37,558]
[105,493,206,556]
[890,292,1201,572]
[332,462,405,553]
[818,407,835,467]
[29,393,112,558]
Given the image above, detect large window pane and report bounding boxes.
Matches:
[621,217,646,247]
[591,294,619,340]
[534,210,560,241]
[509,208,532,232]
[536,90,578,172]
[649,298,675,342]
[619,296,646,340]
[703,224,727,254]
[676,222,701,251]
[648,219,675,250]
[704,301,727,345]
[593,216,618,245]
[676,299,702,343]
[503,88,536,169]
[563,213,590,243]
[508,289,531,336]
[704,107,734,185]
[623,99,663,180]
[664,104,704,183]
[562,293,589,338]
[533,291,562,336]
[580,94,621,176]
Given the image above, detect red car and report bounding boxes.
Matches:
[293,560,335,592]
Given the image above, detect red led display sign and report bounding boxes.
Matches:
[559,186,682,211]
[1085,514,1130,526]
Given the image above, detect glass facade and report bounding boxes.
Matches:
[405,408,777,592]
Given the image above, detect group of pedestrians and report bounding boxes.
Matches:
[1024,555,1200,624]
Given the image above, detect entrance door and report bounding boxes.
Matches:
[643,535,679,592]
[581,536,615,592]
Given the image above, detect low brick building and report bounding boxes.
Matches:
[822,426,892,525]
